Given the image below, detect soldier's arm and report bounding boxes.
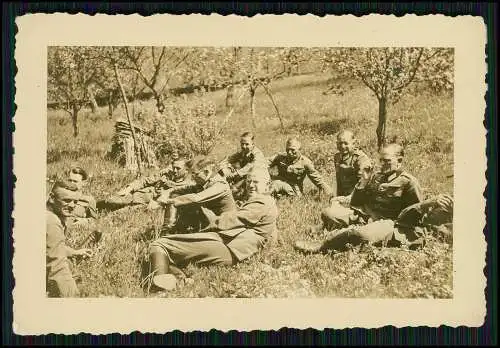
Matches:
[236,150,268,177]
[267,154,279,168]
[172,182,229,207]
[305,160,333,194]
[404,178,424,207]
[211,199,266,231]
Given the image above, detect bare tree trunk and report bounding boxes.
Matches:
[108,89,114,118]
[71,102,79,137]
[88,86,98,113]
[261,83,285,133]
[249,86,257,129]
[225,84,234,108]
[376,97,387,150]
[113,63,142,175]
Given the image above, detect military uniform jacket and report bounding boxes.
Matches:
[170,174,238,216]
[226,146,267,178]
[126,169,194,199]
[202,194,278,261]
[46,210,72,285]
[333,149,373,196]
[72,193,98,219]
[268,153,331,194]
[350,169,423,221]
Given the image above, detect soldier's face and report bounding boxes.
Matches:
[240,137,254,154]
[172,161,186,180]
[68,172,84,191]
[246,176,267,196]
[379,149,402,173]
[337,134,355,155]
[193,168,211,185]
[286,144,301,160]
[50,187,80,218]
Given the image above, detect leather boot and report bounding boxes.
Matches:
[149,252,177,292]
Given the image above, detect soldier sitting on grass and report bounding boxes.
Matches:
[294,193,453,254]
[267,137,333,199]
[147,167,278,292]
[218,131,267,202]
[46,180,93,298]
[96,157,194,213]
[156,156,238,235]
[305,143,423,236]
[330,130,373,205]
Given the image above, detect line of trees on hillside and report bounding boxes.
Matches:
[48,46,453,150]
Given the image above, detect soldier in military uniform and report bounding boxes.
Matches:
[219,132,267,201]
[294,194,453,254]
[267,138,333,198]
[331,130,373,203]
[65,166,98,228]
[156,156,238,234]
[148,167,278,292]
[46,180,93,297]
[306,143,423,235]
[97,159,194,213]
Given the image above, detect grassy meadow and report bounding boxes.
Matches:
[47,74,454,298]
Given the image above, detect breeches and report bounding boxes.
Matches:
[149,232,237,268]
[46,264,79,298]
[321,219,396,252]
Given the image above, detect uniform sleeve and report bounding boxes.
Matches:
[127,173,161,192]
[267,154,279,168]
[304,160,332,193]
[84,195,98,219]
[46,221,70,275]
[404,178,424,207]
[236,150,268,177]
[212,200,266,230]
[396,201,426,227]
[172,182,229,207]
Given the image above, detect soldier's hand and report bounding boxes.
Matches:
[75,248,93,259]
[147,200,161,210]
[435,194,453,212]
[117,187,131,196]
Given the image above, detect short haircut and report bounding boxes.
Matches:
[337,129,355,141]
[382,143,405,158]
[70,166,88,180]
[52,179,79,194]
[286,137,301,149]
[241,132,255,141]
[188,156,216,173]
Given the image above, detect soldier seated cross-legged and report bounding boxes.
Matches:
[147,167,279,293]
[267,137,333,199]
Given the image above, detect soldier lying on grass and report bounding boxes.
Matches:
[64,166,98,228]
[96,158,194,213]
[294,194,453,254]
[147,167,279,293]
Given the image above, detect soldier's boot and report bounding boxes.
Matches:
[408,237,426,251]
[149,252,177,292]
[293,240,323,254]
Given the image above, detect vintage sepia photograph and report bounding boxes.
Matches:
[45,46,455,299]
[13,13,487,333]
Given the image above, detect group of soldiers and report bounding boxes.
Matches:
[46,130,454,297]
